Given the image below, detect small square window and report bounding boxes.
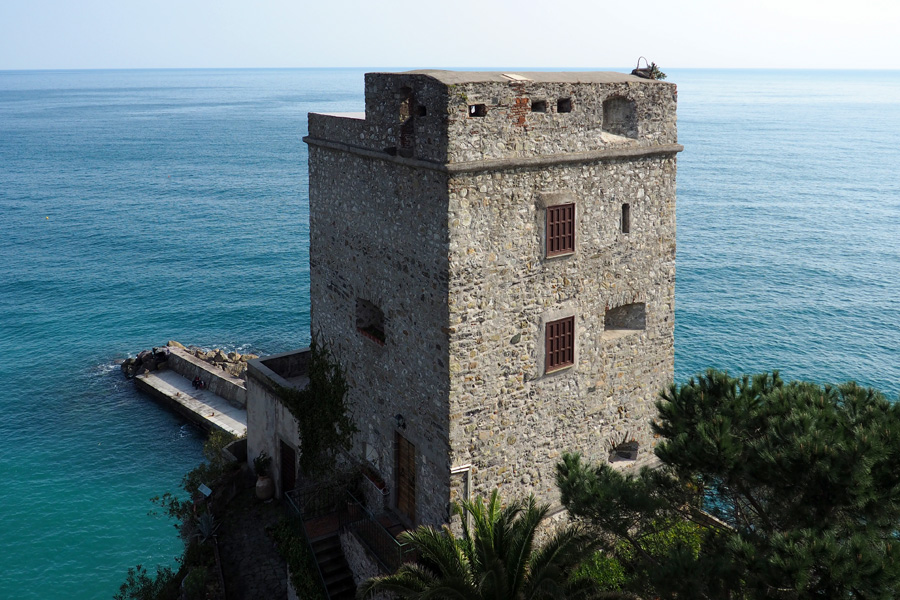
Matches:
[469,104,487,117]
[546,203,575,257]
[415,105,427,117]
[545,316,575,372]
[531,100,547,113]
[557,97,573,113]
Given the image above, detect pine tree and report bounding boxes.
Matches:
[557,369,900,599]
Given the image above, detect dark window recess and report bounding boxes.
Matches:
[605,302,646,331]
[356,298,385,345]
[398,87,415,158]
[621,203,631,234]
[609,436,639,462]
[469,104,487,117]
[398,87,412,122]
[415,105,427,117]
[545,316,575,372]
[531,100,547,113]
[602,96,637,138]
[546,203,576,257]
[280,440,297,494]
[557,97,573,113]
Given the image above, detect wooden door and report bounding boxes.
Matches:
[395,432,416,524]
[280,440,297,495]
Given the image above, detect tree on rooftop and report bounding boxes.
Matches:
[557,369,900,599]
[358,489,600,600]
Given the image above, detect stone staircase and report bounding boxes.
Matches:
[310,533,357,600]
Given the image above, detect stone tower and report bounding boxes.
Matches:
[305,70,681,527]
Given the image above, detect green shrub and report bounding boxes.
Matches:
[276,338,357,478]
[121,432,238,599]
[573,519,703,594]
[619,518,703,562]
[574,550,627,591]
[150,431,239,538]
[113,565,177,600]
[182,566,209,600]
[269,517,327,600]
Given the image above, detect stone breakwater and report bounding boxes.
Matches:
[121,340,258,380]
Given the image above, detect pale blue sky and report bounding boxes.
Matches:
[1,0,898,70]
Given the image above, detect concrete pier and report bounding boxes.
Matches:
[135,368,247,437]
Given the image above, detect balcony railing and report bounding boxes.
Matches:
[340,489,416,574]
[287,478,346,521]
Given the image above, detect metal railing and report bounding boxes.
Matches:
[340,489,416,574]
[284,487,334,600]
[287,479,345,521]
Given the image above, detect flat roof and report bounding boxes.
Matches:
[383,70,656,85]
[314,112,365,120]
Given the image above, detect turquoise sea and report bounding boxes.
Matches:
[1,68,898,598]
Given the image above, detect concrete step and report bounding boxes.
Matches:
[309,534,357,600]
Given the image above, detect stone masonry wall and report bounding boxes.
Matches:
[444,79,677,163]
[340,531,390,600]
[308,74,676,169]
[446,155,676,507]
[245,375,302,499]
[363,74,449,163]
[308,146,453,527]
[305,70,678,525]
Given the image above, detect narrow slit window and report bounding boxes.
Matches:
[545,316,575,372]
[531,100,547,113]
[621,203,631,234]
[557,97,573,113]
[398,87,415,158]
[398,87,412,122]
[469,104,487,117]
[546,203,575,257]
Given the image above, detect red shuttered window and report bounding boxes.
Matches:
[546,203,575,257]
[545,316,575,372]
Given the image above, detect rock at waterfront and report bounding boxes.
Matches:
[125,342,256,381]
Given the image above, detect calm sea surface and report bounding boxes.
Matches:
[1,68,898,598]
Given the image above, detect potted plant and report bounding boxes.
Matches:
[254,451,275,501]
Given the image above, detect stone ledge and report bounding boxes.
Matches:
[304,135,684,174]
[246,348,311,395]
